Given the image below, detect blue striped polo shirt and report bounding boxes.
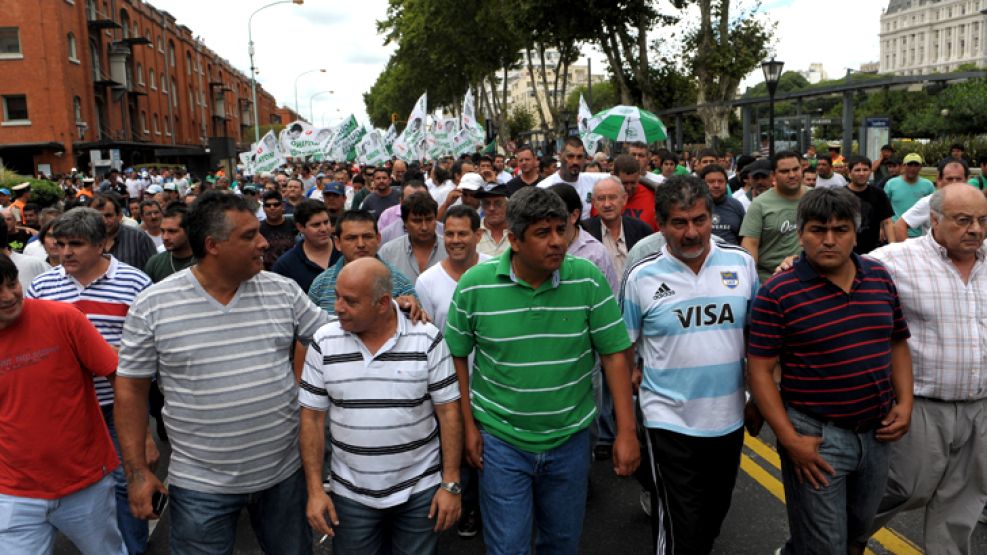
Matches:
[748,253,910,429]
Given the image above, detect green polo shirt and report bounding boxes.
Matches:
[444,248,631,452]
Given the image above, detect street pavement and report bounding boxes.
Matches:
[56,427,987,554]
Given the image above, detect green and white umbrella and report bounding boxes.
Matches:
[588,105,667,143]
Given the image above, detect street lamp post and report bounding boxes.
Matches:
[761,58,784,158]
[294,68,327,119]
[309,90,335,123]
[248,0,304,144]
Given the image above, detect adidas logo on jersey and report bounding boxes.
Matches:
[653,282,676,300]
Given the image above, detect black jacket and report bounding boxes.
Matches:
[584,216,653,251]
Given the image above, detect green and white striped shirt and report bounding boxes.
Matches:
[444,249,631,452]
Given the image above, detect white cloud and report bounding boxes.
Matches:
[148,0,884,127]
[741,0,885,88]
[151,0,394,128]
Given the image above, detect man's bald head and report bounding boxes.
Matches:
[335,257,394,334]
[929,183,987,262]
[338,257,392,303]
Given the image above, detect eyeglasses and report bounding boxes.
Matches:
[263,202,283,208]
[941,213,987,228]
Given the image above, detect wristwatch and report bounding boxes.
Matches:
[440,481,462,495]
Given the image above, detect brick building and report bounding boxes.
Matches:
[0,0,291,177]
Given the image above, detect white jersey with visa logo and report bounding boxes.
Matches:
[621,240,759,437]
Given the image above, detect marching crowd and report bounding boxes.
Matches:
[1,136,985,555]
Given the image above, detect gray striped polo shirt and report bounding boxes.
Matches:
[118,269,329,494]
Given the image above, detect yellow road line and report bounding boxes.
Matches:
[741,434,923,555]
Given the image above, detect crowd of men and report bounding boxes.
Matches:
[0,135,985,555]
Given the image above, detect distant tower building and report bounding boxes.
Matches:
[880,0,987,75]
[798,63,828,84]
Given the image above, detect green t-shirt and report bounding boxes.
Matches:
[739,187,804,282]
[444,249,631,453]
[143,252,196,283]
[884,176,935,238]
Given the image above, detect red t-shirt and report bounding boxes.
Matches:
[589,182,659,231]
[624,184,658,231]
[0,299,119,499]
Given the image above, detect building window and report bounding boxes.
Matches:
[153,113,160,134]
[67,32,78,62]
[157,36,163,52]
[161,73,168,93]
[86,0,96,19]
[136,63,143,84]
[171,78,178,107]
[73,96,83,122]
[2,95,29,123]
[186,51,192,75]
[0,27,21,59]
[149,68,156,89]
[119,9,130,39]
[168,41,176,67]
[90,41,101,80]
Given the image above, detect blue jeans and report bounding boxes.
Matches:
[168,467,311,555]
[330,486,439,555]
[779,407,889,555]
[592,365,616,446]
[478,428,591,555]
[102,404,149,555]
[0,474,126,555]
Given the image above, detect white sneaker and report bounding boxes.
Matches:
[639,490,652,517]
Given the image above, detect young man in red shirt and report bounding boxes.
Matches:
[612,153,658,231]
[0,253,126,554]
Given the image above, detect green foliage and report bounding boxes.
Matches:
[26,180,64,209]
[564,82,619,115]
[505,105,536,140]
[743,71,810,98]
[0,169,63,209]
[368,0,525,129]
[900,78,987,137]
[891,136,987,167]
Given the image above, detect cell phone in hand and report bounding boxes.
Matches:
[151,491,168,515]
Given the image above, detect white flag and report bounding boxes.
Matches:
[356,130,390,166]
[578,94,603,156]
[278,121,329,159]
[403,93,428,144]
[252,130,286,173]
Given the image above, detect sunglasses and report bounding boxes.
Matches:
[263,202,283,208]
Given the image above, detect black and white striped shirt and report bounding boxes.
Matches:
[299,304,459,509]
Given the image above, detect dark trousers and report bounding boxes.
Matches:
[645,427,744,555]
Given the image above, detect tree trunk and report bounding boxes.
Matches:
[634,11,654,111]
[696,103,731,145]
[599,24,633,105]
[525,47,553,142]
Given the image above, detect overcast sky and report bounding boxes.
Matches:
[150,0,885,128]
